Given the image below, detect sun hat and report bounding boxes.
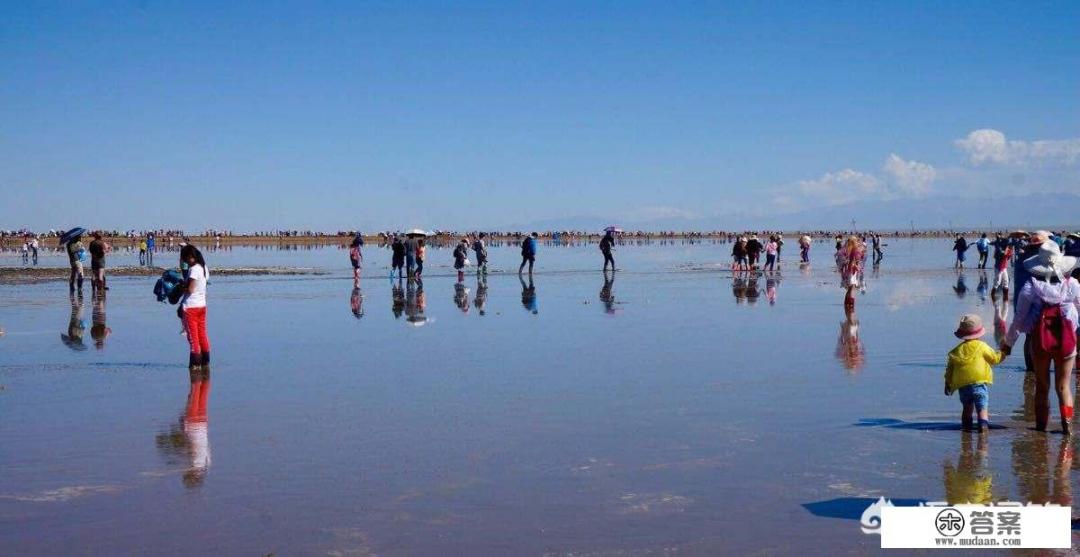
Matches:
[1023,240,1078,279]
[1029,230,1051,244]
[954,314,986,340]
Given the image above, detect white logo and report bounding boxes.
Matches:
[861,496,895,534]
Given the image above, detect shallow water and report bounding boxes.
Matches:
[2,239,1077,555]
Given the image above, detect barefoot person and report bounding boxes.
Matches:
[348,235,363,286]
[63,229,86,295]
[180,245,211,370]
[1002,241,1080,434]
[88,232,109,293]
[836,236,866,308]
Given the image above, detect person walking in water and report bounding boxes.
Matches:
[88,232,109,293]
[146,233,155,266]
[404,234,419,279]
[453,238,469,282]
[975,233,991,269]
[64,231,86,295]
[763,235,778,272]
[179,244,211,371]
[600,230,616,271]
[953,235,969,269]
[139,237,148,266]
[29,236,39,265]
[732,236,748,270]
[390,235,405,279]
[944,314,1005,432]
[415,238,426,279]
[1002,240,1080,434]
[836,236,866,308]
[871,233,884,264]
[519,232,538,275]
[799,234,811,264]
[472,233,489,275]
[746,234,763,270]
[349,235,363,286]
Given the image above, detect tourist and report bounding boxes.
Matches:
[746,234,763,269]
[836,236,865,308]
[992,241,1013,301]
[871,233,884,263]
[404,234,419,278]
[1002,240,1080,434]
[146,233,155,266]
[799,234,811,264]
[390,235,405,279]
[732,236,748,270]
[519,232,538,275]
[600,230,615,271]
[416,238,426,279]
[179,244,211,370]
[453,238,469,282]
[29,236,39,265]
[952,235,969,269]
[944,314,1004,432]
[349,235,363,286]
[64,231,85,294]
[763,235,778,271]
[89,232,108,293]
[975,233,991,269]
[139,237,148,265]
[473,233,489,275]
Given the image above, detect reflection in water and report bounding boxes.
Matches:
[405,279,428,326]
[1012,431,1073,507]
[992,297,1009,348]
[474,275,488,316]
[154,368,212,488]
[61,294,87,351]
[350,287,364,319]
[520,275,537,314]
[454,282,470,314]
[953,272,967,299]
[765,272,780,306]
[732,273,747,304]
[600,270,616,314]
[943,432,994,504]
[391,279,404,319]
[835,306,865,372]
[746,273,761,305]
[90,293,111,349]
[976,270,988,301]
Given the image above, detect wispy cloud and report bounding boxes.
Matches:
[792,154,935,206]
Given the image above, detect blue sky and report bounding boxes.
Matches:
[2,1,1078,231]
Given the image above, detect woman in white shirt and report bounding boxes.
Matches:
[180,245,210,370]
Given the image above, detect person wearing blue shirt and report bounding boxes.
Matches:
[518,232,538,275]
[146,233,156,266]
[975,234,991,269]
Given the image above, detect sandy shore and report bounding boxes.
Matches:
[0,266,328,284]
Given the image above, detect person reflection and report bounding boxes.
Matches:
[405,279,428,326]
[1012,429,1072,507]
[600,270,616,314]
[976,270,989,301]
[454,282,470,314]
[61,294,87,351]
[746,272,761,306]
[953,272,968,299]
[835,305,865,372]
[733,272,747,304]
[391,278,405,319]
[520,274,538,315]
[350,287,364,319]
[943,432,994,504]
[765,273,780,306]
[155,368,212,488]
[90,291,111,349]
[474,274,488,316]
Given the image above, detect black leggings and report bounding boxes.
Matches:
[603,251,614,268]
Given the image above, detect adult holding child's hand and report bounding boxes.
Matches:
[1003,237,1080,434]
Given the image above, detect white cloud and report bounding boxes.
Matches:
[882,153,935,196]
[955,128,1080,166]
[797,168,882,205]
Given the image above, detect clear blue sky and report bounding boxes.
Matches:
[2,1,1078,231]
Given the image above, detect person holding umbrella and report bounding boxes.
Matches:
[60,227,87,295]
[600,227,618,271]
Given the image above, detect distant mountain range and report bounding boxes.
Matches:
[509,194,1080,232]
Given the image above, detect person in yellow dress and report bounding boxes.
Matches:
[945,314,1006,432]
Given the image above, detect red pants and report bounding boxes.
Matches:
[183,307,210,355]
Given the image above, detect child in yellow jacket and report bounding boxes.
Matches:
[945,314,1005,432]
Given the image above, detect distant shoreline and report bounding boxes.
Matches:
[0,229,1035,250]
[0,266,327,285]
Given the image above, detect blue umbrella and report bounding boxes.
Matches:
[59,227,87,245]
